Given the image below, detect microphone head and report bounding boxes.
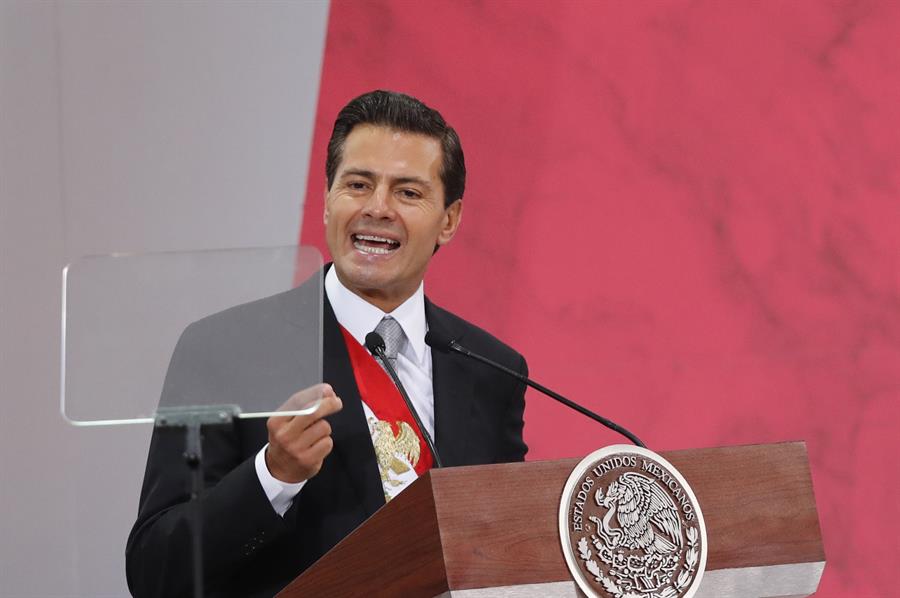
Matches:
[364,331,386,354]
[424,329,455,353]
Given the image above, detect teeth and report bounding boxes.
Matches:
[354,234,399,246]
[353,239,395,254]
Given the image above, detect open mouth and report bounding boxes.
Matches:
[352,233,401,255]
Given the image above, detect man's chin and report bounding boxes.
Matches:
[336,263,393,293]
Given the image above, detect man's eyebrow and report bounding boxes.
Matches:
[339,170,432,190]
[339,168,376,180]
[393,176,432,189]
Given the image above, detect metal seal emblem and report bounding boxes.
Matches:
[559,445,708,598]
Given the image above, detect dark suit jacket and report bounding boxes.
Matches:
[125,276,527,598]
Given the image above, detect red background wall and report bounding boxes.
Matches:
[301,2,900,596]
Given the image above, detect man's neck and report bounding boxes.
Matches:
[324,266,428,364]
[346,289,405,314]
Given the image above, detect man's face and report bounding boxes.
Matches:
[324,124,462,312]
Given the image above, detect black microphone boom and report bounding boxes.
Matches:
[424,330,645,448]
[365,332,443,468]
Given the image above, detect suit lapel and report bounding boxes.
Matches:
[322,292,386,517]
[427,299,477,467]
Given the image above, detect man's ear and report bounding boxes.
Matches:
[436,199,463,247]
[323,189,330,225]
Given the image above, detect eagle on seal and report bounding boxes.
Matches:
[593,472,683,554]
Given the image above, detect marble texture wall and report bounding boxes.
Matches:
[301,1,900,596]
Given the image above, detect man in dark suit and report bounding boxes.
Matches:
[126,90,527,597]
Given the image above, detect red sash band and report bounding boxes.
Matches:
[339,325,433,475]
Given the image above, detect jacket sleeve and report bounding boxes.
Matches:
[495,353,528,463]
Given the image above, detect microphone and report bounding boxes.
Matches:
[425,330,645,448]
[365,332,443,468]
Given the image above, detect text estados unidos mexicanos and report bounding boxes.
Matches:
[570,455,695,532]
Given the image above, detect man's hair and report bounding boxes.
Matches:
[325,90,466,207]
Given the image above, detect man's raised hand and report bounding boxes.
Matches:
[265,383,343,483]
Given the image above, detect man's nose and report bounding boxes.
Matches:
[361,184,394,218]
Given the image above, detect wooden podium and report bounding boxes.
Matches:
[278,442,824,597]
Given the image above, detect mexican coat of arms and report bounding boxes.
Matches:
[559,445,708,598]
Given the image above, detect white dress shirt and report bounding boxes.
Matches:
[255,267,434,515]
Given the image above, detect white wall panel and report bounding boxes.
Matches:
[0,2,329,595]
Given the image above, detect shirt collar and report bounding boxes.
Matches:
[325,266,428,365]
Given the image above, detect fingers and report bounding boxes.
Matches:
[273,417,332,454]
[306,434,335,470]
[277,383,336,414]
[264,384,343,483]
[269,392,342,437]
[274,434,334,481]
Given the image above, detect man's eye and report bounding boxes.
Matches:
[347,181,367,191]
[399,189,421,199]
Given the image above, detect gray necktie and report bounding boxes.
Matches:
[374,316,405,373]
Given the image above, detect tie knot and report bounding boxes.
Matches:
[374,316,405,360]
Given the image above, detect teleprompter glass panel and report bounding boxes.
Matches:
[61,246,323,425]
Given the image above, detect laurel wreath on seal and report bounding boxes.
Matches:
[675,526,700,593]
[577,537,622,596]
[576,526,700,598]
